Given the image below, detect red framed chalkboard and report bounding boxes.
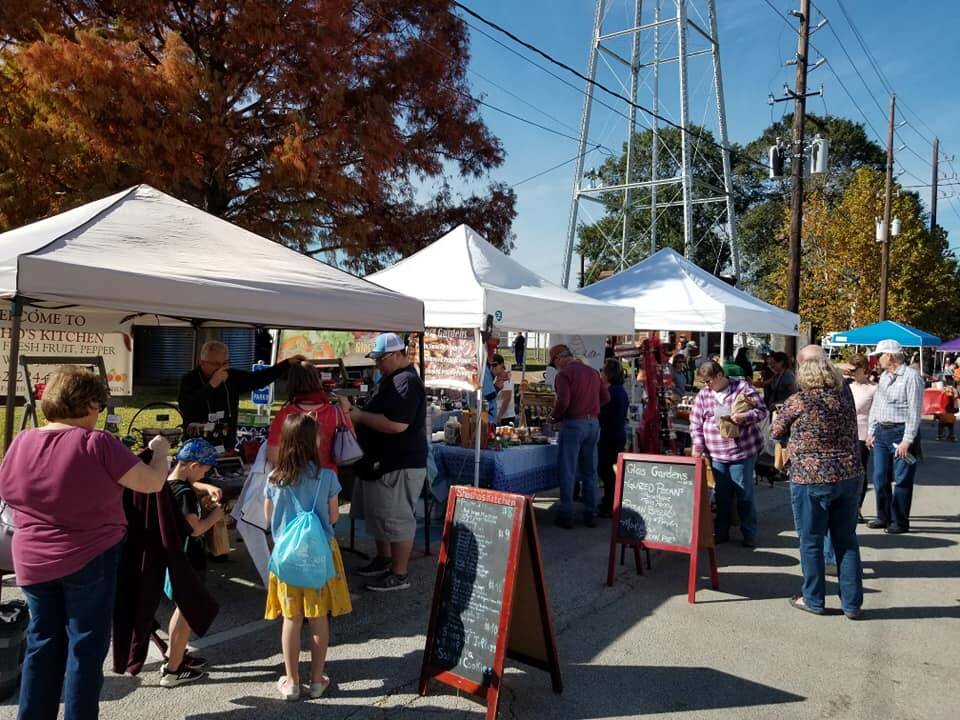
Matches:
[419,486,562,719]
[606,453,719,603]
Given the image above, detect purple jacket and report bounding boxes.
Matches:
[690,378,767,462]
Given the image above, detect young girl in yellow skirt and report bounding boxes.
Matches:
[264,413,352,701]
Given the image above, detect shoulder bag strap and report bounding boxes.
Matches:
[310,469,325,513]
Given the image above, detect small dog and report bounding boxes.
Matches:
[754,461,782,487]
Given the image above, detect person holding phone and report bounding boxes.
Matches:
[865,339,924,534]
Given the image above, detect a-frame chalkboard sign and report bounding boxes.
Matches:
[606,453,719,603]
[419,486,562,719]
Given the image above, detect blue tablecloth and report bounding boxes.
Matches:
[431,442,559,497]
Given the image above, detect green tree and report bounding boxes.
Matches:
[576,125,731,283]
[734,114,887,291]
[765,167,960,339]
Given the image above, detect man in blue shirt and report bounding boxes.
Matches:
[865,339,924,534]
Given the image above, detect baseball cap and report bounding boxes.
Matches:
[366,333,406,359]
[869,339,903,356]
[176,438,218,466]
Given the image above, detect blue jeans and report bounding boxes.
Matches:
[790,480,863,614]
[711,456,758,540]
[557,418,600,518]
[19,541,124,720]
[825,440,871,565]
[871,424,918,529]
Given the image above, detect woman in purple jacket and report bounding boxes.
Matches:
[690,362,767,548]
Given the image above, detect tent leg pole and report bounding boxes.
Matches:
[720,334,726,364]
[474,328,484,488]
[417,331,430,555]
[192,320,201,364]
[520,331,527,426]
[4,301,23,450]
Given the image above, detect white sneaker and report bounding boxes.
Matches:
[277,676,300,701]
[309,675,331,698]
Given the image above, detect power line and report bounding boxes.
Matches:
[511,145,602,188]
[902,181,960,189]
[767,0,941,177]
[833,0,893,95]
[362,5,635,201]
[827,0,936,167]
[465,92,599,146]
[462,17,644,139]
[760,1,885,144]
[467,63,586,140]
[451,1,766,173]
[821,60,885,146]
[822,15,887,122]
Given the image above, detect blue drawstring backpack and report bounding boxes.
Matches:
[268,476,335,590]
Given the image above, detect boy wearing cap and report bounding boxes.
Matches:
[339,333,427,592]
[161,438,224,687]
[866,340,925,534]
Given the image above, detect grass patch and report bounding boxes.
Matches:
[0,386,281,457]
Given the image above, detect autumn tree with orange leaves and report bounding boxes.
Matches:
[0,1,516,271]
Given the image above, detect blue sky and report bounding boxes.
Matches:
[449,0,960,283]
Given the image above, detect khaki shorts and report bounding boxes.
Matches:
[351,468,426,543]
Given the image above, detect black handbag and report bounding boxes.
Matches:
[0,499,15,574]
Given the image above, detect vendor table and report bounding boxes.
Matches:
[431,442,559,496]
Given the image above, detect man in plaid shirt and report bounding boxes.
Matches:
[691,361,768,547]
[865,339,925,533]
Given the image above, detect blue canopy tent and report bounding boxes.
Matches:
[828,321,941,373]
[827,321,941,348]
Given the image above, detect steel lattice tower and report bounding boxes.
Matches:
[561,0,739,287]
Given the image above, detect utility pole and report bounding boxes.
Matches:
[879,94,896,322]
[930,137,939,234]
[784,0,811,358]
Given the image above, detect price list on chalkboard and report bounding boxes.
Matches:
[431,498,516,686]
[620,459,695,548]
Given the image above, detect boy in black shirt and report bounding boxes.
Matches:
[162,439,224,687]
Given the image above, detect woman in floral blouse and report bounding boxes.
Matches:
[772,355,864,619]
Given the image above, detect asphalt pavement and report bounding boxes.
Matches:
[1,420,958,720]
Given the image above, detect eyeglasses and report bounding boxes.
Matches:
[200,358,229,369]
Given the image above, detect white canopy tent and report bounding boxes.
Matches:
[0,184,424,444]
[579,247,800,358]
[368,224,634,486]
[367,224,634,335]
[0,184,422,330]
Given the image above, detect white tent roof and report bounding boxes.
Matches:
[0,185,423,330]
[579,247,800,335]
[367,225,634,334]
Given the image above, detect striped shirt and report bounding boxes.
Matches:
[867,364,924,444]
[690,378,767,463]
